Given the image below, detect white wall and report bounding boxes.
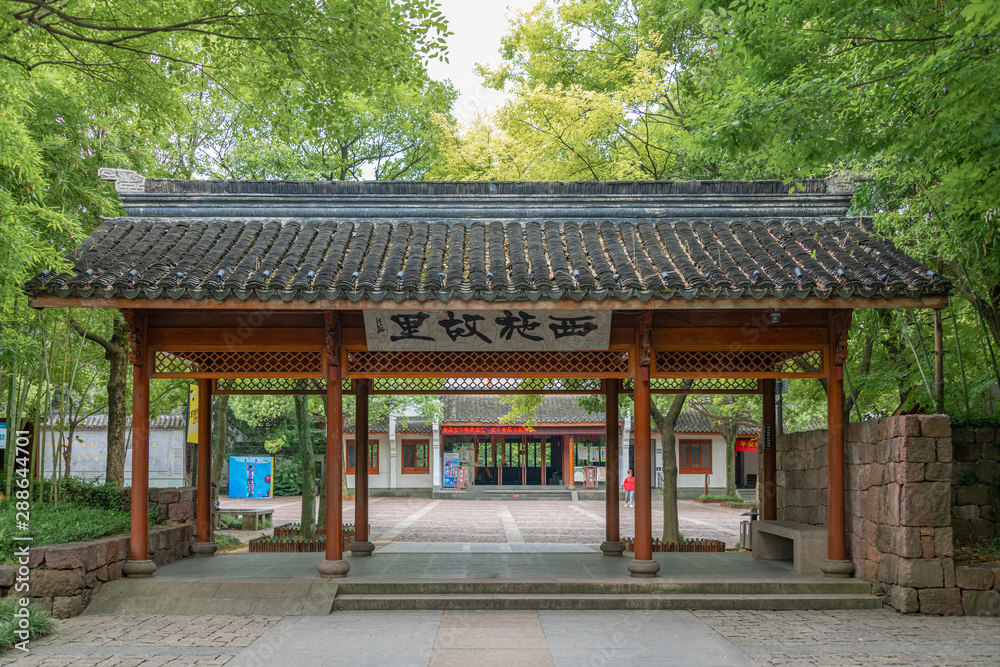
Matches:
[345,434,390,489]
[672,434,727,490]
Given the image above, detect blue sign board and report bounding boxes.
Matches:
[228,456,272,498]
[442,453,459,488]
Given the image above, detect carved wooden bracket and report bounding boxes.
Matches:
[638,311,652,368]
[325,311,341,370]
[123,309,147,368]
[830,309,852,366]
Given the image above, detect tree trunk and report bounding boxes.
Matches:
[295,395,316,539]
[317,449,328,528]
[212,394,229,486]
[650,395,687,545]
[70,316,129,486]
[844,332,874,422]
[724,426,737,498]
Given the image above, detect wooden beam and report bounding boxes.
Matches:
[653,327,828,349]
[149,328,325,350]
[28,295,950,311]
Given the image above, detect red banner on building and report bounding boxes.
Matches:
[735,437,758,452]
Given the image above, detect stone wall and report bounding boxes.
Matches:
[0,523,194,618]
[126,486,197,522]
[777,415,967,615]
[775,430,829,526]
[951,425,1000,541]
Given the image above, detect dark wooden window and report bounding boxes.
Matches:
[346,439,379,474]
[679,439,712,474]
[402,439,429,474]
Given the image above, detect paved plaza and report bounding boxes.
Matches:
[218,496,747,549]
[4,609,1000,666]
[7,497,997,665]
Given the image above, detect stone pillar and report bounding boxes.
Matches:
[761,379,777,521]
[192,379,217,557]
[124,310,155,578]
[628,312,659,578]
[431,420,441,489]
[389,415,398,490]
[350,378,374,557]
[319,312,349,577]
[823,311,854,578]
[602,379,624,556]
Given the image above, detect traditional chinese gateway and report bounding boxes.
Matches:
[25,173,948,579]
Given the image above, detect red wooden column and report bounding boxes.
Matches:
[319,312,349,576]
[760,378,777,521]
[123,310,155,578]
[628,312,659,577]
[351,378,374,556]
[601,379,624,556]
[192,378,217,556]
[823,311,855,578]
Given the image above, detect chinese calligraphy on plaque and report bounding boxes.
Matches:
[363,310,612,352]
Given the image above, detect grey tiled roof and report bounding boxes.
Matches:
[25,179,948,303]
[443,395,601,424]
[440,395,756,435]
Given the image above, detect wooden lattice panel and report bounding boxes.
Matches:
[214,377,331,394]
[154,350,323,377]
[654,349,824,377]
[347,349,630,378]
[369,377,604,394]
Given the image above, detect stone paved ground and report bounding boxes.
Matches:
[693,609,1000,666]
[218,497,746,549]
[4,609,1000,666]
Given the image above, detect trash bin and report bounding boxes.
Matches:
[739,510,758,550]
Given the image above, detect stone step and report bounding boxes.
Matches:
[336,579,872,596]
[333,592,882,611]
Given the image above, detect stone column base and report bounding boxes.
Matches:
[123,559,157,578]
[318,559,351,578]
[191,541,218,557]
[600,541,625,556]
[821,559,855,578]
[349,541,375,557]
[627,559,660,578]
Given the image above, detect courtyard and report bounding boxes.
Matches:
[217,496,747,551]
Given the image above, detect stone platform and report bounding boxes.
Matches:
[83,550,879,615]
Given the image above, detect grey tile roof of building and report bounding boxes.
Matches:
[25,178,948,304]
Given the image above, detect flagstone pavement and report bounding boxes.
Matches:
[4,609,1000,666]
[216,496,748,550]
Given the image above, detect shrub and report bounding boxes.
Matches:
[698,494,744,502]
[58,477,126,511]
[271,457,302,496]
[0,502,131,564]
[0,598,56,652]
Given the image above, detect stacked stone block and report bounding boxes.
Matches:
[777,415,961,615]
[0,523,193,618]
[775,430,829,526]
[123,486,196,522]
[951,425,1000,541]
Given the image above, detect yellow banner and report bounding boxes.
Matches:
[186,382,198,444]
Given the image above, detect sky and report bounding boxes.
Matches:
[425,0,542,125]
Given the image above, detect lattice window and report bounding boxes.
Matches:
[153,350,323,376]
[625,377,762,394]
[653,349,824,377]
[347,350,629,377]
[215,378,330,394]
[368,377,603,394]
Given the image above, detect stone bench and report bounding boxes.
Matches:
[216,508,274,531]
[751,520,827,575]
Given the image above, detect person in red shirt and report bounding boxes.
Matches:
[623,469,635,508]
